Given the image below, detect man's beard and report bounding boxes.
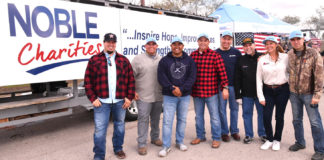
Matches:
[107,51,114,54]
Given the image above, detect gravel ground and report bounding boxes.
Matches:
[0,97,322,160]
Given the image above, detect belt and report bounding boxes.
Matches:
[264,83,287,89]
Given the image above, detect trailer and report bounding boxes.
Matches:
[0,0,220,127]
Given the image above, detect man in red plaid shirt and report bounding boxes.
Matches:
[190,33,229,148]
[84,33,135,160]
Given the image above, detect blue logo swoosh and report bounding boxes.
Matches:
[26,59,89,75]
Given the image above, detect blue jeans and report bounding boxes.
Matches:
[162,95,190,148]
[242,97,266,138]
[218,86,239,135]
[290,93,324,153]
[193,94,221,141]
[93,100,125,160]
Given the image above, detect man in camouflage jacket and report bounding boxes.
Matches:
[287,30,324,160]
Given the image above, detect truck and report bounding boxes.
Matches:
[0,0,220,128]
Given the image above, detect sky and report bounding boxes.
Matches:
[226,0,324,22]
[132,0,324,27]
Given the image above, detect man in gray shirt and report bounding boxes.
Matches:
[131,37,163,155]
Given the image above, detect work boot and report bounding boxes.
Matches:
[138,147,147,155]
[221,135,230,142]
[151,139,163,146]
[190,138,206,145]
[212,140,221,148]
[115,150,126,159]
[231,133,241,141]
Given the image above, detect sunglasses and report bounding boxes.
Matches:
[107,57,112,66]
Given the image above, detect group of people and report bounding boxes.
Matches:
[84,30,324,160]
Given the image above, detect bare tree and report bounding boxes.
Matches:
[153,0,226,16]
[153,0,186,11]
[302,6,324,38]
[304,16,320,29]
[282,16,300,25]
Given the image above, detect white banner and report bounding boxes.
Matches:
[0,0,219,86]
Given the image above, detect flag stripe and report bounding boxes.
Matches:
[234,33,279,54]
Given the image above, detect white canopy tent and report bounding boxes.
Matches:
[209,4,299,53]
[209,4,299,34]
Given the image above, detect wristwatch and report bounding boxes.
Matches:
[223,86,229,89]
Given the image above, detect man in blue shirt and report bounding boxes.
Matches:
[216,31,242,142]
[157,37,196,157]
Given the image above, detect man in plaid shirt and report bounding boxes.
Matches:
[190,33,229,148]
[84,33,135,160]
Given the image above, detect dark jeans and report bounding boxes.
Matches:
[263,83,289,142]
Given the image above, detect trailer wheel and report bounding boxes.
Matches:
[126,101,138,121]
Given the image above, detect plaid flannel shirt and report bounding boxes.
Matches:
[84,51,135,102]
[190,48,229,97]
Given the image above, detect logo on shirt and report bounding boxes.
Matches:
[170,62,186,79]
[242,65,248,68]
[229,55,236,57]
[263,62,269,65]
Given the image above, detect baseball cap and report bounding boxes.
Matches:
[104,33,117,42]
[145,37,157,44]
[171,36,183,44]
[289,30,303,40]
[263,36,277,44]
[242,37,254,45]
[221,31,233,38]
[198,33,209,40]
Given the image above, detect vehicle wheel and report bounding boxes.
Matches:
[126,101,138,121]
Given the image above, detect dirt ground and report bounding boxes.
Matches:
[0,97,322,160]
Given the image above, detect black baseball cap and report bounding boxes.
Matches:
[104,33,117,42]
[242,37,254,45]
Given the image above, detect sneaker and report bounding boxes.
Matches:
[260,136,267,143]
[311,152,324,160]
[158,147,171,157]
[176,143,188,151]
[289,143,306,152]
[272,140,280,151]
[260,140,273,150]
[243,136,253,144]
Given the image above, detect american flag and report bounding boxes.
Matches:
[234,33,279,54]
